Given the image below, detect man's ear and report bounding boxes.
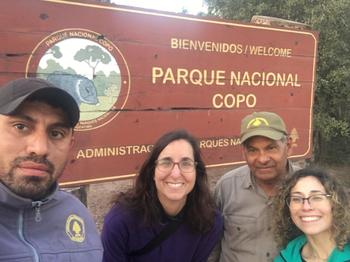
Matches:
[286,136,293,156]
[241,144,247,159]
[69,131,75,149]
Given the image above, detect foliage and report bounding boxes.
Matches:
[37,60,64,78]
[37,59,76,79]
[94,71,109,96]
[45,46,63,59]
[94,70,121,97]
[74,45,111,78]
[205,0,350,163]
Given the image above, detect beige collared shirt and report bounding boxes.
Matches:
[210,161,298,262]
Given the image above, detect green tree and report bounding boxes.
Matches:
[311,1,350,163]
[94,70,108,96]
[44,46,63,59]
[74,45,111,78]
[37,59,64,78]
[107,71,121,94]
[205,0,350,163]
[104,84,119,102]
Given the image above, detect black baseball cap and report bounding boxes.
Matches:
[0,77,80,127]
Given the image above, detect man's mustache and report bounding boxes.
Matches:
[255,164,274,168]
[12,155,55,174]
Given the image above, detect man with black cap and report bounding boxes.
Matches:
[0,78,102,261]
[210,111,299,262]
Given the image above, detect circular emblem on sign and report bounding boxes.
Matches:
[26,28,130,131]
[65,214,85,243]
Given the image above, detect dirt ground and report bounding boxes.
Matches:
[66,163,350,232]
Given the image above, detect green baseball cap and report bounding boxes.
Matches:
[240,111,287,143]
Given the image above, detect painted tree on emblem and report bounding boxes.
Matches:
[74,45,111,79]
[45,46,63,59]
[104,84,120,102]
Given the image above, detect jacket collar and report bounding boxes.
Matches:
[0,182,58,209]
[279,235,350,261]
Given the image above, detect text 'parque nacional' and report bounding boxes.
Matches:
[152,67,301,88]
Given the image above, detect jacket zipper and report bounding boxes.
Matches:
[32,201,43,222]
[18,209,40,262]
[280,252,287,262]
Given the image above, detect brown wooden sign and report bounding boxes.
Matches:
[0,0,318,186]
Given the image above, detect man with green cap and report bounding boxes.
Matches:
[209,111,299,262]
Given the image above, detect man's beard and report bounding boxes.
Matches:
[1,155,56,200]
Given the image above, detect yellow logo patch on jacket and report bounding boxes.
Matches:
[66,214,85,243]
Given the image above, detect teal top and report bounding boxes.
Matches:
[274,235,350,262]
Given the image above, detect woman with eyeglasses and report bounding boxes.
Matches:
[273,167,350,262]
[102,129,223,262]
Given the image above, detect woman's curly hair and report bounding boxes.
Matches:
[273,166,350,250]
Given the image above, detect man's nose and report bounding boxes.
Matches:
[257,152,270,163]
[26,131,49,156]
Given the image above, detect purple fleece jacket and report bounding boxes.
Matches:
[102,205,223,262]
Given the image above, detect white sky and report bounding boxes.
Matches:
[111,0,208,15]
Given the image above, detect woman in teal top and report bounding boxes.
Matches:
[273,167,350,262]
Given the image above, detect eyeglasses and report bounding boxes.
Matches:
[155,158,197,173]
[286,193,331,208]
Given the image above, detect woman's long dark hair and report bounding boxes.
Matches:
[115,129,216,233]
